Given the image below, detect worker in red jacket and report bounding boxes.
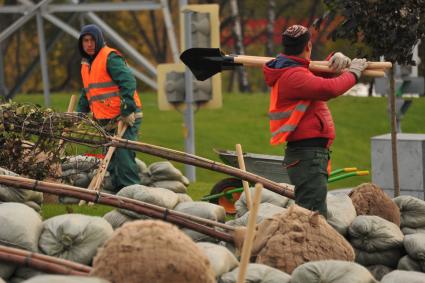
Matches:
[263,25,368,216]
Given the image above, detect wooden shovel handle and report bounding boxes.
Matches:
[236,183,263,283]
[236,144,253,211]
[79,121,128,206]
[233,55,388,77]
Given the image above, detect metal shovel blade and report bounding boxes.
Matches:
[179,48,240,81]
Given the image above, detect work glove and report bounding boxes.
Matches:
[329,52,351,72]
[348,58,368,80]
[121,112,136,127]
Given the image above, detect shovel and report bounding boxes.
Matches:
[180,47,391,81]
[79,120,127,206]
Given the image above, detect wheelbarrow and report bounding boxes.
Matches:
[202,149,369,214]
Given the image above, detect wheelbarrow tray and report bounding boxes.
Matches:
[213,149,290,184]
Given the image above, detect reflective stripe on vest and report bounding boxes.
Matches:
[268,83,310,145]
[81,46,142,119]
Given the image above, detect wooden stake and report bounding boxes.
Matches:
[237,183,263,283]
[79,121,127,206]
[236,144,253,211]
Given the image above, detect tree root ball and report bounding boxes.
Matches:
[253,205,355,274]
[349,183,400,226]
[90,220,215,283]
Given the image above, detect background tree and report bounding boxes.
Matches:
[323,0,425,196]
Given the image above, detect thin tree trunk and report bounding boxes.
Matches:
[389,68,400,197]
[266,0,275,57]
[230,0,250,92]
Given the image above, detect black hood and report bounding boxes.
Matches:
[78,24,105,59]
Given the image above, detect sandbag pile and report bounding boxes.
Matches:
[251,205,355,274]
[398,234,425,272]
[235,186,294,218]
[38,214,113,265]
[0,203,43,280]
[0,168,43,211]
[90,220,215,283]
[348,215,405,268]
[349,183,400,226]
[60,157,190,202]
[326,193,357,236]
[394,196,425,235]
[290,260,377,283]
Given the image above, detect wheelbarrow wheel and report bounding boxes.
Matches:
[210,177,243,215]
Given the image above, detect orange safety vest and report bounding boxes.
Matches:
[269,83,310,145]
[81,46,142,120]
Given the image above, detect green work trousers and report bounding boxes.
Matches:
[283,147,329,216]
[107,118,142,192]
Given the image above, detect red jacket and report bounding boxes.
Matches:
[263,54,357,146]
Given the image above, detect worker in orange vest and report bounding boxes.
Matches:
[263,25,368,216]
[76,24,142,192]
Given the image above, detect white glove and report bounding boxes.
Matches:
[348,58,368,80]
[330,52,351,73]
[121,112,136,127]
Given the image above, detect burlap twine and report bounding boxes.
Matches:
[251,205,355,274]
[90,220,215,283]
[349,183,400,226]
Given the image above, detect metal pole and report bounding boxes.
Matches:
[0,0,52,43]
[183,10,196,182]
[36,12,50,106]
[160,0,180,60]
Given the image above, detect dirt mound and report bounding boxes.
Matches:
[349,183,400,226]
[252,205,354,274]
[90,220,215,283]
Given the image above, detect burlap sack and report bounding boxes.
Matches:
[290,260,377,283]
[381,270,425,283]
[226,203,285,227]
[135,158,152,185]
[38,214,113,264]
[196,242,239,277]
[61,155,99,172]
[90,220,215,283]
[394,196,425,228]
[355,247,405,268]
[21,275,110,283]
[397,255,423,272]
[252,205,355,274]
[366,265,393,281]
[404,234,425,261]
[219,263,291,283]
[177,193,193,203]
[151,180,187,194]
[349,183,400,226]
[348,215,404,252]
[0,168,43,206]
[326,194,357,236]
[174,201,225,222]
[148,161,189,185]
[402,227,425,235]
[117,184,179,219]
[103,210,134,230]
[235,187,291,218]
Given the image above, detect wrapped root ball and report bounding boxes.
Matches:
[91,220,215,283]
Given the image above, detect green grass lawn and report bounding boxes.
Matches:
[13,92,425,218]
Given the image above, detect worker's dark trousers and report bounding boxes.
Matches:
[283,147,329,217]
[108,118,142,192]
